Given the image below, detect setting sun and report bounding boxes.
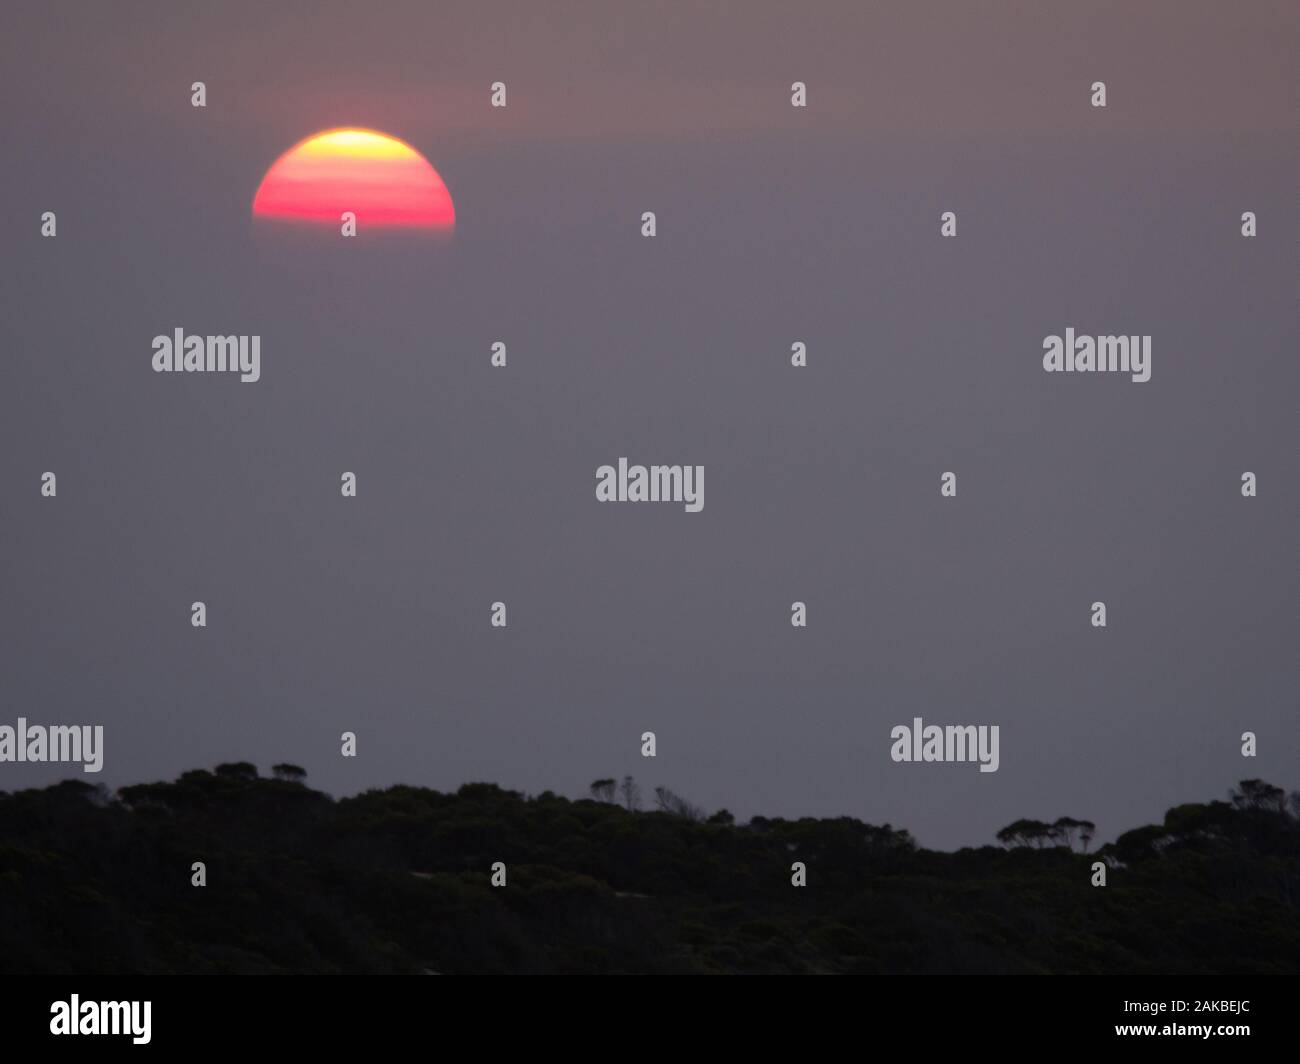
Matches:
[251,128,455,229]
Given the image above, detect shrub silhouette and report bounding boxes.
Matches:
[0,770,1295,974]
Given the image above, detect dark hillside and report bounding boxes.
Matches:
[1,770,1296,974]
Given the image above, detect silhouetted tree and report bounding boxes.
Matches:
[1050,816,1097,851]
[996,818,1054,849]
[707,809,735,826]
[0,767,1296,974]
[1232,779,1286,813]
[653,786,704,822]
[619,775,641,811]
[589,778,617,803]
[271,763,307,783]
[214,762,258,781]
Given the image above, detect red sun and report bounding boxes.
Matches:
[252,128,455,230]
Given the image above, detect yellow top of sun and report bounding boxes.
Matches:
[293,128,421,160]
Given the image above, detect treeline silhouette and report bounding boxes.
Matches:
[0,767,1296,973]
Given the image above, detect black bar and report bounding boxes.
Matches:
[2,976,1285,1052]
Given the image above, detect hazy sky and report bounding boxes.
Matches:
[1,1,1296,849]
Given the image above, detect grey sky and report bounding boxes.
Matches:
[1,1,1296,849]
